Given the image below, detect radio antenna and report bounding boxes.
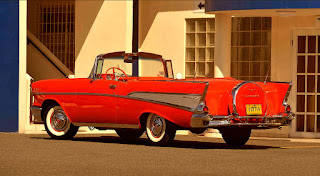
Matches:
[193,67,197,81]
[264,65,271,84]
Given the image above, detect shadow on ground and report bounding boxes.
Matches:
[30,135,279,150]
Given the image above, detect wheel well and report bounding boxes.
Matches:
[139,113,150,129]
[41,100,60,121]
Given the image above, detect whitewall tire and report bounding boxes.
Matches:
[146,113,176,145]
[44,106,78,139]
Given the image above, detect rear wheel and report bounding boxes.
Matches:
[115,129,144,141]
[146,113,176,145]
[44,106,78,140]
[219,126,251,146]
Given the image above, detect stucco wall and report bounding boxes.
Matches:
[139,0,214,77]
[75,0,129,78]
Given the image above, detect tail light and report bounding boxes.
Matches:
[195,102,209,114]
[285,104,291,113]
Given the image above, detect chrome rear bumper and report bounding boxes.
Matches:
[190,113,295,128]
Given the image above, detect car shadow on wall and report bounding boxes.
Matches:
[30,134,279,150]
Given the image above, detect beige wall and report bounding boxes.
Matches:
[27,44,66,81]
[139,1,214,77]
[75,0,131,78]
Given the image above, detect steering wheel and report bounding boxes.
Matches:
[105,67,128,81]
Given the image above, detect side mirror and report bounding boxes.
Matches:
[176,73,183,79]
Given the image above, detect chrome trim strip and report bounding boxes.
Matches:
[282,82,292,106]
[128,92,202,110]
[72,123,140,129]
[190,113,294,128]
[33,92,196,112]
[127,91,201,96]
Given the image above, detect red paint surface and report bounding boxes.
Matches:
[32,76,290,128]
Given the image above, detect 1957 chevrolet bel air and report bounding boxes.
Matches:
[31,51,294,146]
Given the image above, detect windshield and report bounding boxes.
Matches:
[90,54,169,79]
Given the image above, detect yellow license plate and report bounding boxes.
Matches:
[246,104,262,115]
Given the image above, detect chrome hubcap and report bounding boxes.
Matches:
[51,110,69,132]
[150,115,164,137]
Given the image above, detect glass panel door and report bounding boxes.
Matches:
[296,35,320,133]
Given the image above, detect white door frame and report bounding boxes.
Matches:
[290,28,320,138]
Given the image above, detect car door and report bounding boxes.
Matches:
[75,78,118,124]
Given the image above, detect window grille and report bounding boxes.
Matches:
[185,18,215,78]
[231,17,271,81]
[34,0,75,72]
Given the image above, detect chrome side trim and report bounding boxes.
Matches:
[128,92,202,110]
[30,106,43,124]
[282,82,292,106]
[33,92,196,112]
[72,123,140,129]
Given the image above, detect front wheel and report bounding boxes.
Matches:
[44,106,79,140]
[146,114,176,145]
[219,127,251,146]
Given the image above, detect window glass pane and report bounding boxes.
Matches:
[207,48,214,61]
[250,47,261,61]
[262,17,271,30]
[185,62,195,76]
[197,48,205,61]
[186,20,195,32]
[251,32,261,46]
[185,18,214,78]
[197,20,206,32]
[239,17,250,31]
[239,47,250,61]
[250,62,260,76]
[251,17,261,30]
[197,33,206,46]
[238,62,249,76]
[239,32,250,46]
[186,48,195,61]
[231,47,238,61]
[231,62,238,77]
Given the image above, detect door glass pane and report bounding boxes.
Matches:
[307,115,315,132]
[308,36,316,53]
[307,95,315,112]
[297,75,305,92]
[297,56,305,73]
[317,116,320,132]
[307,56,316,73]
[307,75,315,92]
[297,95,305,112]
[296,115,305,132]
[298,36,306,53]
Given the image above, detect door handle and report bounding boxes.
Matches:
[109,84,117,89]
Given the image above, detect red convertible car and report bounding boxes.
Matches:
[31,51,294,146]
